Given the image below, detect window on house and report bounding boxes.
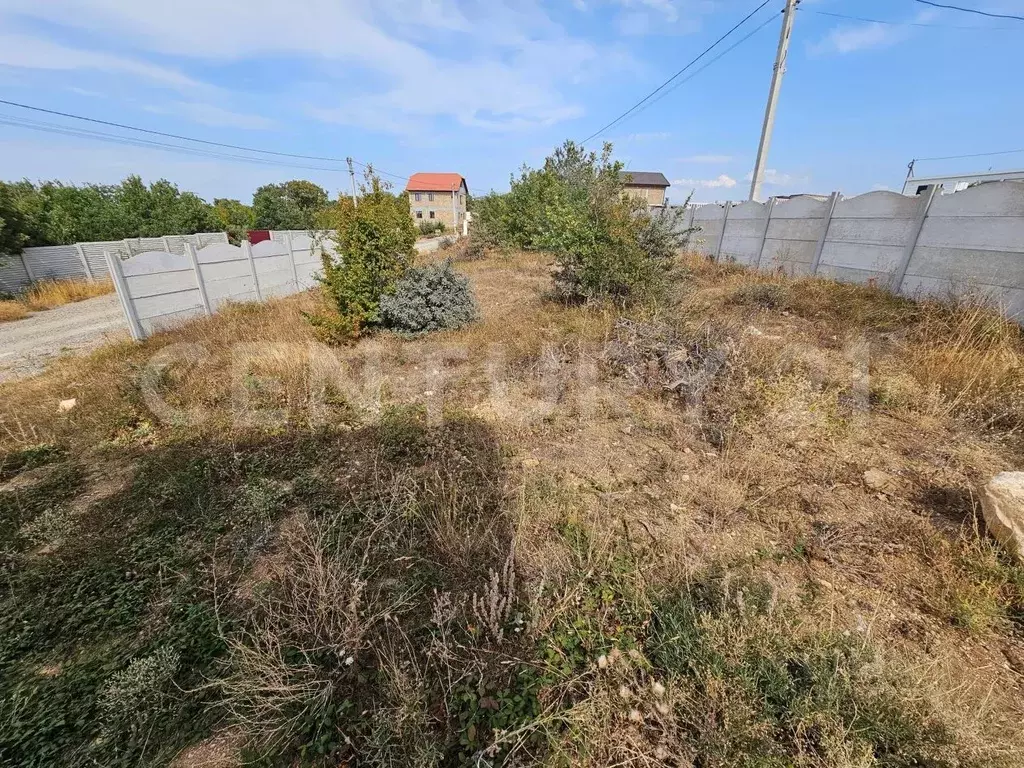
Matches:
[414,192,421,202]
[416,210,423,219]
[428,192,434,202]
[429,211,435,219]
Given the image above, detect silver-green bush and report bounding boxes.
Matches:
[379,260,478,335]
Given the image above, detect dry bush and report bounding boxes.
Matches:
[220,516,387,754]
[0,300,29,323]
[903,297,1024,429]
[22,278,114,311]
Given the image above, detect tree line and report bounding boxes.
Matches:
[0,176,335,254]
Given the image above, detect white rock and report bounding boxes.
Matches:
[57,398,77,413]
[980,472,1024,562]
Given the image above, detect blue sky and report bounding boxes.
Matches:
[0,0,1021,203]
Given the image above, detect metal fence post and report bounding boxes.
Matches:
[809,191,841,275]
[185,243,212,316]
[714,202,731,261]
[242,240,263,301]
[892,184,938,294]
[74,244,94,280]
[105,250,145,341]
[755,197,777,269]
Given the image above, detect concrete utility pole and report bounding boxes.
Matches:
[346,157,358,208]
[749,0,798,202]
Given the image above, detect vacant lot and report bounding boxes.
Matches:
[1,251,1023,766]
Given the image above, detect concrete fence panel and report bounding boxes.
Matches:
[0,256,31,293]
[1,232,230,291]
[107,231,334,340]
[762,195,831,275]
[690,204,726,257]
[903,182,1024,316]
[119,250,205,337]
[817,191,922,285]
[719,200,768,266]
[196,243,257,310]
[290,234,322,290]
[251,239,295,298]
[682,181,1024,320]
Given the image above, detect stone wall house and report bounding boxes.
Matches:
[406,173,469,231]
[619,171,670,208]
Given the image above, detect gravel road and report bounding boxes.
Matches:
[0,294,128,382]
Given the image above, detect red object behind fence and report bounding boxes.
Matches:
[247,230,271,244]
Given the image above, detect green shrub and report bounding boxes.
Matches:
[379,259,478,335]
[307,175,416,341]
[98,647,181,742]
[475,140,693,305]
[417,221,446,236]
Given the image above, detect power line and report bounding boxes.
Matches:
[580,0,775,145]
[0,110,494,197]
[914,147,1024,162]
[812,8,1018,29]
[912,0,1024,21]
[0,97,415,183]
[624,14,778,124]
[0,114,354,173]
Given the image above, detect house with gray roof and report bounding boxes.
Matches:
[619,171,670,207]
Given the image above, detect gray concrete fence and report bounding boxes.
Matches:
[0,233,230,293]
[681,181,1024,318]
[107,233,332,340]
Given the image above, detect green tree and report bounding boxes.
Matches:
[307,175,415,340]
[0,182,32,255]
[252,180,329,230]
[213,198,256,243]
[475,140,690,304]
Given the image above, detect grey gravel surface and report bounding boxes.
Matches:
[0,293,128,382]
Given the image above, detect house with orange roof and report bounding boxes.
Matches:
[405,172,468,232]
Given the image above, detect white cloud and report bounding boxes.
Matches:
[809,10,937,55]
[0,33,204,91]
[743,169,808,187]
[678,153,734,163]
[673,174,737,189]
[0,0,621,133]
[144,102,276,130]
[615,131,671,143]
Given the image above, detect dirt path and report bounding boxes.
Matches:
[0,294,128,382]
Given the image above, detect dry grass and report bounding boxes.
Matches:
[3,251,1024,765]
[22,277,114,311]
[0,277,114,324]
[0,300,29,323]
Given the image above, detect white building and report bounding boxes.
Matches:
[902,168,1024,196]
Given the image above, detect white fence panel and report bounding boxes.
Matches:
[108,233,333,340]
[252,239,295,298]
[0,232,230,291]
[120,250,205,336]
[682,181,1024,319]
[196,243,258,309]
[763,195,830,275]
[719,201,767,266]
